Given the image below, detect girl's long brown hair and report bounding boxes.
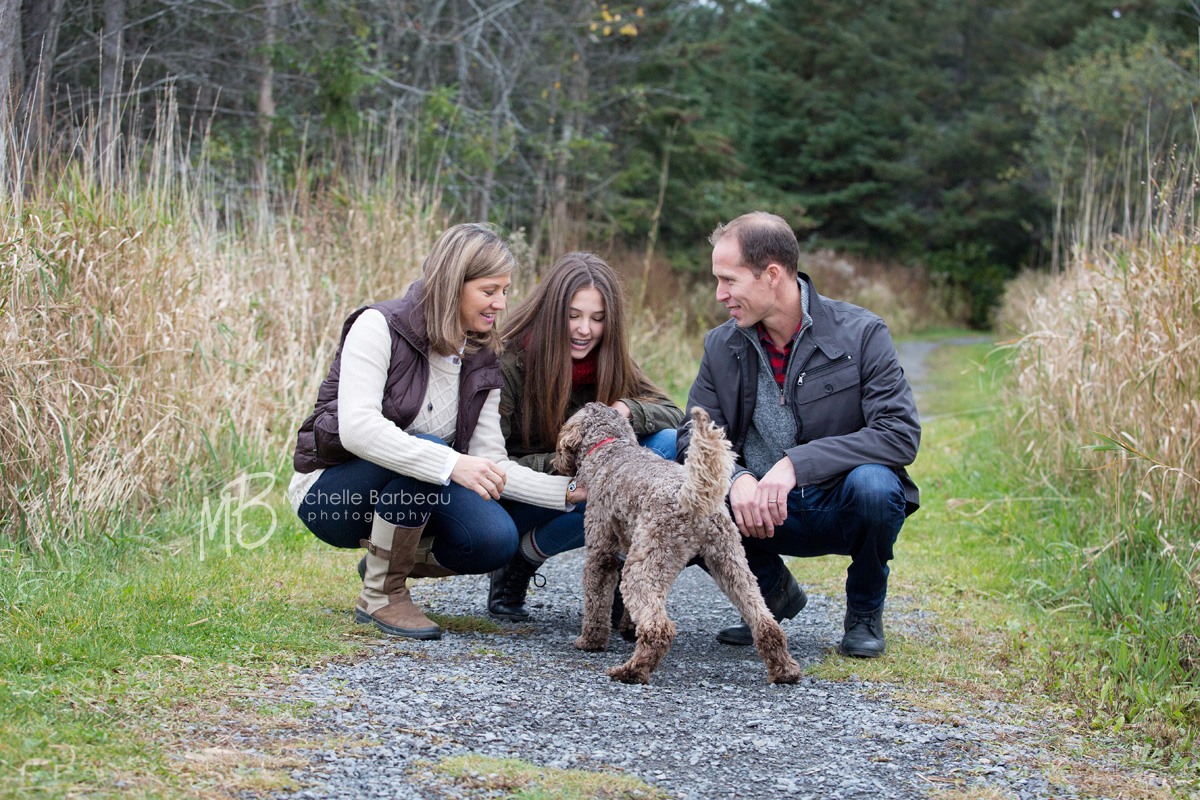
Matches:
[502,252,656,449]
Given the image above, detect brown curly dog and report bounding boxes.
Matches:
[554,403,802,686]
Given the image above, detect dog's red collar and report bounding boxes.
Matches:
[586,437,617,458]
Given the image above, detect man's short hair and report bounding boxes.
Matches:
[709,212,799,277]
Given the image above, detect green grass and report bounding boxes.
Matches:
[0,507,379,797]
[0,498,668,798]
[427,754,668,799]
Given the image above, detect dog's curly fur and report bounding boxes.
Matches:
[555,403,802,686]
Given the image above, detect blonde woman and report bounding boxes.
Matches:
[288,223,585,641]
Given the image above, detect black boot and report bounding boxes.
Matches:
[611,568,626,630]
[487,551,543,621]
[839,606,885,658]
[612,560,639,641]
[715,569,807,646]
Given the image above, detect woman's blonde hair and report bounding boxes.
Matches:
[420,222,517,356]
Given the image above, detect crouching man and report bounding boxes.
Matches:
[678,212,920,657]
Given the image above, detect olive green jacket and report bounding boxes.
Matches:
[498,350,684,474]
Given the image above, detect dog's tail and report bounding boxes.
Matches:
[679,407,736,517]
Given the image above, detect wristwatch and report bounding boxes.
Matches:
[566,479,577,505]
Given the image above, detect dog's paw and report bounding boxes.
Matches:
[606,664,650,685]
[574,635,607,652]
[768,658,803,685]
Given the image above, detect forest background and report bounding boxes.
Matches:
[2,0,1200,796]
[5,0,1199,321]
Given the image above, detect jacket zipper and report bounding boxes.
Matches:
[779,316,815,404]
[797,354,853,387]
[774,326,811,406]
[733,351,747,448]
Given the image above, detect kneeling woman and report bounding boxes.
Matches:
[288,224,584,641]
[490,252,684,620]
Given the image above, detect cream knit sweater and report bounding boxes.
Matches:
[287,309,571,513]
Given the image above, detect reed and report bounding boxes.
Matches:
[1,88,959,550]
[0,94,715,549]
[996,143,1200,740]
[1000,166,1198,521]
[799,249,965,336]
[0,97,442,548]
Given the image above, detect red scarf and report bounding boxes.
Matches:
[519,335,598,386]
[572,350,598,386]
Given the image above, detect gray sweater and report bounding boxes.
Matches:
[737,281,811,483]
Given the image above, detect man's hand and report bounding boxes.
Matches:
[756,456,797,527]
[730,472,771,538]
[450,454,506,500]
[730,458,797,538]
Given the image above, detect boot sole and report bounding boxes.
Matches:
[487,608,531,622]
[716,585,809,646]
[354,608,442,640]
[838,643,885,658]
[716,628,754,646]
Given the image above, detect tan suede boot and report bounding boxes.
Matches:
[354,516,442,639]
[410,535,458,579]
[355,534,457,581]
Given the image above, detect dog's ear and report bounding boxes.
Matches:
[553,415,583,476]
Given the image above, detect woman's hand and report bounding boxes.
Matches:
[567,482,588,505]
[451,454,507,500]
[611,401,632,419]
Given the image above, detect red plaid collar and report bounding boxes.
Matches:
[756,321,803,388]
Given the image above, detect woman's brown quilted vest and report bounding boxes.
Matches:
[292,280,502,473]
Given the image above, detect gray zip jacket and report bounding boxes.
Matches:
[678,272,921,514]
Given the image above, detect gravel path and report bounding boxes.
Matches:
[271,557,1080,800]
[262,337,1117,800]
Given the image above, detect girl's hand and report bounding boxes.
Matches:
[451,455,507,500]
[611,401,632,419]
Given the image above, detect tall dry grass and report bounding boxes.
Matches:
[611,244,963,347]
[1,100,442,547]
[2,93,962,549]
[995,147,1200,739]
[998,172,1199,519]
[603,244,961,407]
[0,97,718,549]
[799,249,965,336]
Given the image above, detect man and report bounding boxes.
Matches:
[678,212,920,658]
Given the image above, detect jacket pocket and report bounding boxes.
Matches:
[313,405,353,464]
[793,357,863,438]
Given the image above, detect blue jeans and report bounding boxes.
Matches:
[295,436,518,575]
[501,428,678,558]
[741,464,906,613]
